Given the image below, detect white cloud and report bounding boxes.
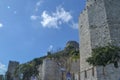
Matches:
[0,23,3,28]
[30,15,39,20]
[0,62,7,74]
[48,45,53,52]
[54,7,72,22]
[30,0,43,20]
[40,7,72,29]
[35,0,43,12]
[41,11,58,28]
[71,22,78,29]
[31,5,77,30]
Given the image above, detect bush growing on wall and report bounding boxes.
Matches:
[86,44,120,68]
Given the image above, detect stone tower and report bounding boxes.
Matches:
[79,0,120,80]
[6,61,19,80]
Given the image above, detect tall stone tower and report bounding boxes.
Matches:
[6,61,19,80]
[79,0,120,80]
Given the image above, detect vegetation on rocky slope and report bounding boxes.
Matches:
[14,56,46,80]
[14,41,80,79]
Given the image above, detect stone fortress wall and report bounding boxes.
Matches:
[70,59,80,80]
[79,0,120,80]
[37,58,80,80]
[37,41,80,80]
[42,58,61,80]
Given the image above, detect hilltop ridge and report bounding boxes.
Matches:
[6,41,80,80]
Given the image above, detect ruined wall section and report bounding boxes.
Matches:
[42,59,61,80]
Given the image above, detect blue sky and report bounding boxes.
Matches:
[0,0,86,74]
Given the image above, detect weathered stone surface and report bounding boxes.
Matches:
[37,58,80,80]
[38,58,61,80]
[70,59,80,80]
[37,64,43,80]
[6,61,19,80]
[79,0,120,80]
[37,41,80,80]
[43,59,61,80]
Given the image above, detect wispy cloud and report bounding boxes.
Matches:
[71,22,78,29]
[0,62,7,74]
[0,23,3,28]
[30,0,43,21]
[30,15,39,20]
[40,6,72,29]
[31,4,78,30]
[48,45,53,52]
[35,0,43,12]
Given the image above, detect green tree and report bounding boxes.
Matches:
[86,45,120,74]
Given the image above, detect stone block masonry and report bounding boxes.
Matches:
[79,0,120,80]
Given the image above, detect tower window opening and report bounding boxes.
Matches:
[92,67,94,77]
[85,70,87,78]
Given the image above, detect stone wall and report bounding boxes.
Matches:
[87,0,111,48]
[37,58,80,80]
[79,0,120,80]
[79,6,92,72]
[104,0,120,46]
[42,58,61,80]
[70,59,80,80]
[38,58,61,80]
[37,65,43,80]
[37,41,80,80]
[96,63,120,80]
[79,64,120,80]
